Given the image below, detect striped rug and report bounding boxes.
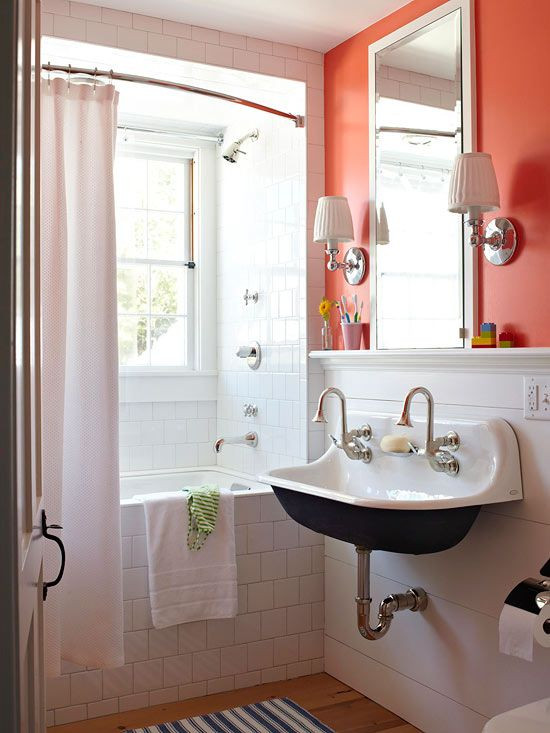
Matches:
[126,697,334,732]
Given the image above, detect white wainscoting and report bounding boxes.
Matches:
[315,354,550,733]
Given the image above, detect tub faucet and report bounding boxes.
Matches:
[312,387,372,463]
[396,386,460,475]
[214,432,258,453]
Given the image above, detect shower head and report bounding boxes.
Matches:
[222,128,259,163]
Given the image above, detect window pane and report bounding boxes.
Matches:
[116,209,146,258]
[148,212,187,260]
[148,159,186,212]
[115,157,147,208]
[118,315,148,366]
[151,266,187,316]
[150,316,186,366]
[117,264,149,314]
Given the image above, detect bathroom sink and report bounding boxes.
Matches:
[259,412,522,554]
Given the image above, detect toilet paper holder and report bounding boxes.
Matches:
[506,559,550,635]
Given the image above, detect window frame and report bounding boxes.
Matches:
[115,127,217,377]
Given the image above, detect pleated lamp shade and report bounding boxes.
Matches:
[313,196,354,243]
[448,152,500,218]
[377,202,390,245]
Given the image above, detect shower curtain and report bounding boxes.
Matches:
[41,77,124,675]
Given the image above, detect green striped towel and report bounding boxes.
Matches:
[183,484,220,551]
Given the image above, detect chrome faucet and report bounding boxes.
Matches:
[312,387,372,463]
[396,386,460,475]
[214,432,258,453]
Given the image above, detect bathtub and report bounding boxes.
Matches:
[120,465,270,505]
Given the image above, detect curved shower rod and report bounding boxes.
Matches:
[41,63,305,128]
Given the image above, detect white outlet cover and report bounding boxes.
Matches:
[524,376,550,420]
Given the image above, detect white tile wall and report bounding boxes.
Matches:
[378,64,459,110]
[47,493,324,722]
[119,401,216,471]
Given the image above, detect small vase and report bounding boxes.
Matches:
[321,322,333,350]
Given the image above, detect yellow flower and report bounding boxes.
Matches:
[319,297,335,321]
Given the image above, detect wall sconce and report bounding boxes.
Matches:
[313,196,366,285]
[448,152,517,265]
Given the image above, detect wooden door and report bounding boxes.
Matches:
[0,0,45,730]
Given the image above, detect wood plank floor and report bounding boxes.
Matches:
[48,673,421,733]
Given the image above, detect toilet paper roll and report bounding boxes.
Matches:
[499,596,550,661]
[533,605,550,649]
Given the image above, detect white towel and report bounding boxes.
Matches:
[141,489,238,629]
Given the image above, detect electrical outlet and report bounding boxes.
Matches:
[524,376,550,419]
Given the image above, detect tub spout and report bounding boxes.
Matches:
[214,432,258,453]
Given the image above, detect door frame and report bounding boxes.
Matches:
[0,0,23,728]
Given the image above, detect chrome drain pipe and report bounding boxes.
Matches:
[355,547,428,640]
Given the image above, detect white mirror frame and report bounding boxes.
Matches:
[368,0,476,351]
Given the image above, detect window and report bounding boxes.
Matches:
[115,134,195,370]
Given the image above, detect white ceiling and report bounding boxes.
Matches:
[83,0,411,52]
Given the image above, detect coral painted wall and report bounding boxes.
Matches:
[324,0,550,348]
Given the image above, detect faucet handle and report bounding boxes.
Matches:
[440,431,460,452]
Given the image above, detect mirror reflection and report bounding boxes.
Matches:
[375,10,464,349]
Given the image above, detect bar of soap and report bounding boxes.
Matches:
[380,435,411,453]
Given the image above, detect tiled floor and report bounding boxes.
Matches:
[48,672,421,732]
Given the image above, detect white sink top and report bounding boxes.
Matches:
[259,411,522,511]
[483,698,550,732]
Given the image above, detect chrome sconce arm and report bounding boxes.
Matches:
[465,216,518,266]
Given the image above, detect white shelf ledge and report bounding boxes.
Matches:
[309,348,550,374]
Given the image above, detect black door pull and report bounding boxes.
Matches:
[42,510,66,601]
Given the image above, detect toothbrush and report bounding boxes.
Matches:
[342,295,351,323]
[358,301,364,322]
[352,294,358,322]
[335,303,345,323]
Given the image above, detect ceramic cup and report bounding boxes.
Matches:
[341,322,363,350]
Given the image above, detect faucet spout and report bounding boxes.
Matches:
[396,386,434,449]
[214,432,258,453]
[312,387,372,463]
[312,387,349,435]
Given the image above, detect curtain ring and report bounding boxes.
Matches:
[93,67,98,93]
[109,69,114,86]
[47,60,51,88]
[67,63,72,92]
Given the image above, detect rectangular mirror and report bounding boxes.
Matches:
[369,0,475,350]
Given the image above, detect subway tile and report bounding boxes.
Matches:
[132,535,147,567]
[119,421,140,447]
[274,577,300,608]
[192,649,220,682]
[164,654,192,687]
[235,525,247,555]
[312,545,324,573]
[133,659,163,692]
[179,681,207,700]
[130,403,152,421]
[164,420,187,444]
[287,604,312,634]
[311,658,324,674]
[247,639,273,671]
[312,601,324,630]
[121,536,132,569]
[42,12,54,35]
[261,608,287,639]
[299,629,324,660]
[205,43,234,67]
[70,670,102,705]
[149,687,178,706]
[237,553,261,584]
[207,618,235,649]
[238,585,247,614]
[148,32,177,57]
[235,613,261,644]
[118,26,148,52]
[248,523,274,553]
[102,7,132,27]
[132,598,153,631]
[118,691,149,711]
[133,14,163,33]
[187,418,209,443]
[44,0,69,13]
[261,550,287,581]
[197,401,216,418]
[262,665,287,683]
[54,705,88,725]
[208,676,235,694]
[272,42,298,59]
[247,581,274,612]
[273,634,299,665]
[123,567,148,600]
[149,626,178,658]
[124,630,148,663]
[86,20,117,47]
[70,2,101,20]
[124,600,133,632]
[274,520,299,549]
[192,26,219,44]
[247,37,272,54]
[287,660,311,678]
[129,445,153,471]
[179,620,207,653]
[220,32,247,49]
[234,49,260,72]
[46,675,71,709]
[174,443,198,467]
[235,671,261,689]
[260,494,286,522]
[285,59,307,81]
[46,710,54,727]
[102,665,133,699]
[299,573,324,603]
[299,524,323,547]
[87,698,118,718]
[298,48,323,65]
[235,496,261,525]
[153,444,175,469]
[258,51,285,77]
[153,402,175,420]
[287,547,311,577]
[220,645,248,676]
[163,19,192,38]
[53,14,85,41]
